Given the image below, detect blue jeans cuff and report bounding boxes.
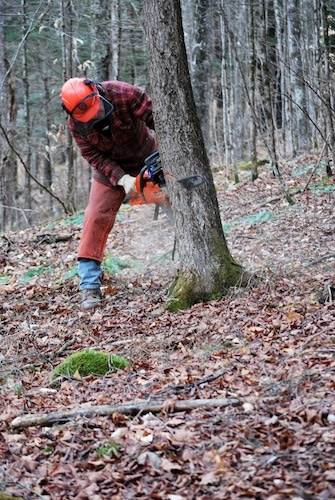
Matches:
[78,258,102,290]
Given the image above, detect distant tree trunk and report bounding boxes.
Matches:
[259,1,280,172]
[91,0,111,81]
[232,60,245,168]
[231,2,247,168]
[287,0,310,154]
[129,31,136,84]
[274,0,289,157]
[61,0,76,213]
[143,0,245,311]
[43,74,53,213]
[321,0,335,169]
[22,0,32,224]
[109,0,121,80]
[219,12,233,177]
[190,0,213,152]
[0,0,18,230]
[310,0,323,153]
[249,0,259,181]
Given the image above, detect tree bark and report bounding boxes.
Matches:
[142,0,245,311]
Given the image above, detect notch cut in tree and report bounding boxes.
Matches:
[143,0,248,311]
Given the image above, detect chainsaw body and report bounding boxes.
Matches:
[130,152,167,206]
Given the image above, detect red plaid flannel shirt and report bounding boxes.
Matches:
[68,81,157,186]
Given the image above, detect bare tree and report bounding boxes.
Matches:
[91,0,111,81]
[220,13,234,177]
[60,0,76,212]
[320,0,335,169]
[287,0,311,155]
[0,0,18,230]
[190,0,213,151]
[143,0,245,311]
[21,0,32,222]
[248,0,259,181]
[109,0,121,80]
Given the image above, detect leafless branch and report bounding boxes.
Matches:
[11,397,242,429]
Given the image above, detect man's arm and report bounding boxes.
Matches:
[129,85,155,131]
[71,131,125,186]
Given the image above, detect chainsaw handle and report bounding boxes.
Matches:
[145,151,160,166]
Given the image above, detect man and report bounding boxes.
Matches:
[61,77,158,310]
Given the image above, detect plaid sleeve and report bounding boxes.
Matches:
[71,127,125,185]
[129,86,155,130]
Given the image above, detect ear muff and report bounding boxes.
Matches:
[83,78,105,96]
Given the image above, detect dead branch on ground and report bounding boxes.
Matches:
[11,396,241,429]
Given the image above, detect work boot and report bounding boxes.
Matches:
[81,288,103,310]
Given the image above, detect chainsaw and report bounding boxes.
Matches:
[130,151,166,206]
[130,151,204,208]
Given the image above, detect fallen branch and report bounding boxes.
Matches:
[258,187,304,208]
[154,369,227,396]
[11,397,241,429]
[303,253,335,267]
[34,233,73,245]
[47,338,77,360]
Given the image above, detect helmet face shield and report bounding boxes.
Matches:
[71,96,114,137]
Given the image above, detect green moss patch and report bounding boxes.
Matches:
[51,349,130,380]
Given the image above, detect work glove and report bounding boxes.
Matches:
[117,174,137,195]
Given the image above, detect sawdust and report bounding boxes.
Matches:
[105,202,177,280]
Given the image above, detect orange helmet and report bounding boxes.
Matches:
[61,78,101,122]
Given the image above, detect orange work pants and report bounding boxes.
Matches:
[78,179,126,262]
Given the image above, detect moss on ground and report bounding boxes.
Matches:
[52,349,130,380]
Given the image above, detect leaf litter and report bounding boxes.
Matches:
[1,155,335,499]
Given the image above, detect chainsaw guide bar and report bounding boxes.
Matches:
[177,174,204,189]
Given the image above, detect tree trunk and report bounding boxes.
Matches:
[91,0,111,81]
[249,0,259,181]
[142,0,245,311]
[287,0,310,154]
[190,0,213,152]
[0,0,18,230]
[61,0,76,213]
[219,12,233,178]
[43,75,53,213]
[321,0,335,169]
[109,0,121,80]
[22,0,32,224]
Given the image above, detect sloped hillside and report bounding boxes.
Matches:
[1,156,335,499]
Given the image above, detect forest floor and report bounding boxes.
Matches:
[1,154,335,499]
